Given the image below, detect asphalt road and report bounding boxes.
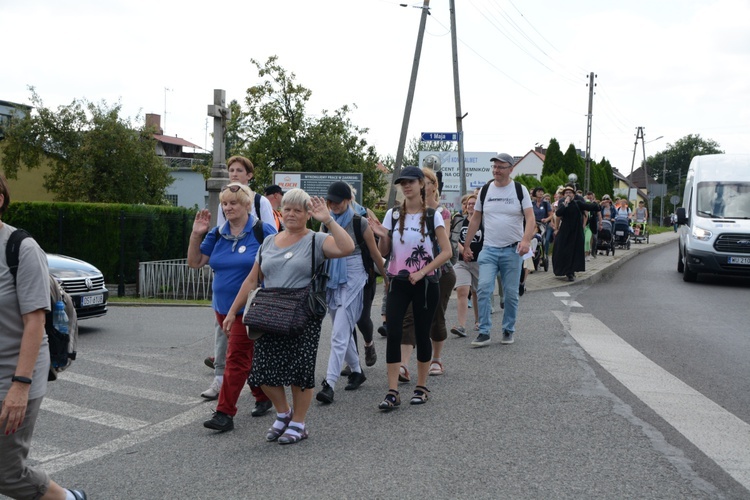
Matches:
[25,246,750,499]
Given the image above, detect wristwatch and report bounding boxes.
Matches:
[11,375,33,384]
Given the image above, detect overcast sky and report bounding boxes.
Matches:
[3,0,749,181]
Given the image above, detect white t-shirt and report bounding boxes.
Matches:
[474,182,532,248]
[383,209,445,278]
[217,192,275,227]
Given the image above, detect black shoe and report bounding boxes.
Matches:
[251,399,273,417]
[377,323,388,337]
[316,380,334,404]
[204,411,234,432]
[365,343,377,366]
[519,282,526,296]
[345,371,367,391]
[567,273,575,282]
[67,490,88,500]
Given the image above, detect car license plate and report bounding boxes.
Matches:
[728,256,750,265]
[615,231,624,236]
[82,294,104,306]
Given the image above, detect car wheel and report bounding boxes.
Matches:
[682,253,698,282]
[677,246,684,273]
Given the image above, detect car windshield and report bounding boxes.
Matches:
[696,181,750,219]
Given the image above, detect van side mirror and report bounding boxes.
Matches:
[676,207,688,225]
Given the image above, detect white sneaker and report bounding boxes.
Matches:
[201,378,221,400]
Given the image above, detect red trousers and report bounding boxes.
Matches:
[215,313,269,417]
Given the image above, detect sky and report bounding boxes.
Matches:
[3,0,750,181]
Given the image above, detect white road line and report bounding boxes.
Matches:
[41,398,150,431]
[29,442,69,463]
[42,404,208,474]
[558,311,750,491]
[61,372,201,406]
[86,355,205,382]
[560,300,582,307]
[553,291,570,297]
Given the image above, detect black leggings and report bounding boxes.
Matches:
[385,278,439,364]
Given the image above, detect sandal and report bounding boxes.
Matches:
[410,386,430,405]
[278,425,308,445]
[265,412,293,442]
[428,360,444,376]
[398,365,410,383]
[378,390,401,411]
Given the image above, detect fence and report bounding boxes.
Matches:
[138,258,213,300]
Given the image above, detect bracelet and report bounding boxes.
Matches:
[11,375,32,384]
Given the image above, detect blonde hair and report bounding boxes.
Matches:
[220,182,252,206]
[281,188,311,211]
[422,167,440,203]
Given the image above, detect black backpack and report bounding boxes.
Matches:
[213,217,266,245]
[322,214,376,286]
[6,229,78,381]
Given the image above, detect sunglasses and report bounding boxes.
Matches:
[221,185,243,193]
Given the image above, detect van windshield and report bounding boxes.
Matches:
[696,182,750,219]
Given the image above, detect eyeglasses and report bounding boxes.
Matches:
[221,185,243,193]
[492,164,512,170]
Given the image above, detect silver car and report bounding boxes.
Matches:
[46,254,109,319]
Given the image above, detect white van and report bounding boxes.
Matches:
[676,154,750,282]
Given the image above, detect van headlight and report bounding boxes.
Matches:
[691,226,713,241]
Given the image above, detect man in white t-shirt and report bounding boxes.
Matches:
[462,153,536,347]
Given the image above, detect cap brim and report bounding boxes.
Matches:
[326,194,346,203]
[394,176,418,184]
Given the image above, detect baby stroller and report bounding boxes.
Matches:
[613,216,631,250]
[632,220,649,244]
[596,219,615,256]
[532,222,549,271]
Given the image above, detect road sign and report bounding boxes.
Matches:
[670,195,680,205]
[272,172,363,204]
[420,132,458,142]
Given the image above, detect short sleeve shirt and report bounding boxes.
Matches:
[474,182,532,248]
[383,209,444,278]
[259,231,328,289]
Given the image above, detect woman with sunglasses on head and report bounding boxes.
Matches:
[369,167,452,410]
[188,182,278,432]
[223,189,354,444]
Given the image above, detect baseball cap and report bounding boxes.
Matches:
[264,185,284,196]
[326,181,352,203]
[394,166,425,184]
[489,153,515,166]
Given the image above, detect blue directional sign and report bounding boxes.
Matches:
[421,132,459,142]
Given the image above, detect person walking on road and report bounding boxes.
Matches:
[462,153,536,347]
[552,184,599,281]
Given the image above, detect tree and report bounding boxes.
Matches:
[541,138,564,178]
[2,89,172,204]
[562,143,585,184]
[402,137,455,168]
[228,56,385,207]
[647,134,723,192]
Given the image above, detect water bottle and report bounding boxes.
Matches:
[53,300,69,335]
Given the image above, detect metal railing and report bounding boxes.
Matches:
[163,156,207,170]
[138,258,213,300]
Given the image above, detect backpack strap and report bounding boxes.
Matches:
[252,217,265,245]
[254,193,262,220]
[5,229,33,286]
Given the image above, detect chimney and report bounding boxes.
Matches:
[145,113,163,135]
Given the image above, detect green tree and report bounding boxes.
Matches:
[562,143,585,183]
[541,169,569,198]
[541,138,564,178]
[228,56,385,207]
[646,134,723,193]
[402,137,455,168]
[2,89,172,204]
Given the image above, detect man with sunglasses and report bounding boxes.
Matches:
[462,153,536,347]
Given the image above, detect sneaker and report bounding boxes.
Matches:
[471,334,491,347]
[340,365,352,377]
[67,490,88,500]
[377,323,388,337]
[345,371,367,391]
[316,380,334,404]
[450,326,467,337]
[365,343,377,366]
[203,411,234,432]
[200,378,221,400]
[204,356,215,369]
[501,330,514,344]
[251,399,273,417]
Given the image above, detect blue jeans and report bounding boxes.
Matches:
[477,245,523,335]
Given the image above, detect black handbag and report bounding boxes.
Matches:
[243,233,328,339]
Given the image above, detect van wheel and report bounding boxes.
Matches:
[683,254,698,282]
[677,246,684,273]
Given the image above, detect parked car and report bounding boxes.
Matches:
[46,254,108,319]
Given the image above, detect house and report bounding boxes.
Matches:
[613,168,648,205]
[146,114,207,209]
[511,149,545,179]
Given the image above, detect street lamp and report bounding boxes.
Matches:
[568,173,578,192]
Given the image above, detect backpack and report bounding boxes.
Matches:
[389,207,442,279]
[6,229,78,381]
[322,214,376,286]
[213,217,266,245]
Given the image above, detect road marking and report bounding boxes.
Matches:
[28,442,69,463]
[553,292,570,297]
[42,404,208,474]
[85,355,205,382]
[41,398,150,431]
[61,372,201,406]
[560,300,582,307]
[557,311,750,491]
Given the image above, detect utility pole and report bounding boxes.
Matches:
[387,0,431,209]
[661,156,666,226]
[164,87,172,134]
[449,0,467,197]
[584,72,596,193]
